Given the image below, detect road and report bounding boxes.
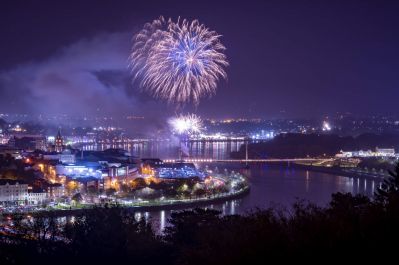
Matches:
[163,158,334,163]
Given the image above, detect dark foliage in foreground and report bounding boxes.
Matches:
[2,165,399,264]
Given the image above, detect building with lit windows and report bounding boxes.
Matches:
[55,163,103,179]
[47,183,64,199]
[28,188,47,205]
[0,179,29,205]
[42,149,76,164]
[155,162,207,179]
[336,148,396,158]
[0,146,22,159]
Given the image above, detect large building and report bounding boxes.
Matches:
[0,146,22,159]
[0,179,56,206]
[55,148,138,179]
[55,163,103,179]
[42,149,76,164]
[376,148,395,157]
[0,179,29,205]
[46,183,64,200]
[336,148,397,158]
[28,188,47,205]
[154,162,207,179]
[7,135,46,151]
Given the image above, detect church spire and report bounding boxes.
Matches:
[55,128,63,153]
[57,128,62,138]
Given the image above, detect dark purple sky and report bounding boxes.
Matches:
[1,0,399,119]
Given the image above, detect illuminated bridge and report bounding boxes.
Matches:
[163,158,334,164]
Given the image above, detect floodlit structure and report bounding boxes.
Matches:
[55,163,103,179]
[152,162,207,179]
[336,148,397,158]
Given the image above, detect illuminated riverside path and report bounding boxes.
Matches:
[163,158,334,163]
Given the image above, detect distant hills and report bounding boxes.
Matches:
[231,133,399,159]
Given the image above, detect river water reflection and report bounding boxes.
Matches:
[82,141,381,232]
[145,164,381,232]
[82,140,245,160]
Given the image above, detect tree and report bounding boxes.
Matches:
[64,206,166,263]
[120,183,131,193]
[165,208,221,246]
[105,188,117,197]
[14,212,60,243]
[132,178,147,190]
[87,185,97,195]
[72,193,83,203]
[193,188,206,198]
[375,162,399,205]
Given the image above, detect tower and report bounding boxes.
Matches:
[55,129,63,153]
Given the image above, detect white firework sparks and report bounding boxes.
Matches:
[130,16,228,105]
[169,114,203,135]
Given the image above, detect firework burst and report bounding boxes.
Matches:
[169,114,203,135]
[130,16,228,105]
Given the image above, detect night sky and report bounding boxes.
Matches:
[1,0,399,119]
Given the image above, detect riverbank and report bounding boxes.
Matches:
[293,163,387,180]
[1,186,250,218]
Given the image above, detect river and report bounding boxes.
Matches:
[81,140,382,232]
[137,164,380,232]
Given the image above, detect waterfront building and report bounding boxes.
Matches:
[28,188,47,205]
[376,148,395,157]
[0,180,60,205]
[336,148,396,158]
[0,179,29,205]
[155,162,207,179]
[46,183,65,200]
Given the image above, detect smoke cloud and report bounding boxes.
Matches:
[0,32,171,115]
[0,32,173,134]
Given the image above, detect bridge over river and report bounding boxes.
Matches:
[163,158,334,164]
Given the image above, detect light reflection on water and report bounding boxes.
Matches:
[142,166,381,233]
[82,140,245,160]
[59,168,379,234]
[80,141,382,233]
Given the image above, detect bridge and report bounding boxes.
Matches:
[181,139,264,143]
[162,158,334,164]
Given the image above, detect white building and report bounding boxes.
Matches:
[59,150,76,164]
[376,148,395,157]
[335,151,353,158]
[28,190,47,205]
[336,148,396,158]
[0,180,29,205]
[42,149,76,164]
